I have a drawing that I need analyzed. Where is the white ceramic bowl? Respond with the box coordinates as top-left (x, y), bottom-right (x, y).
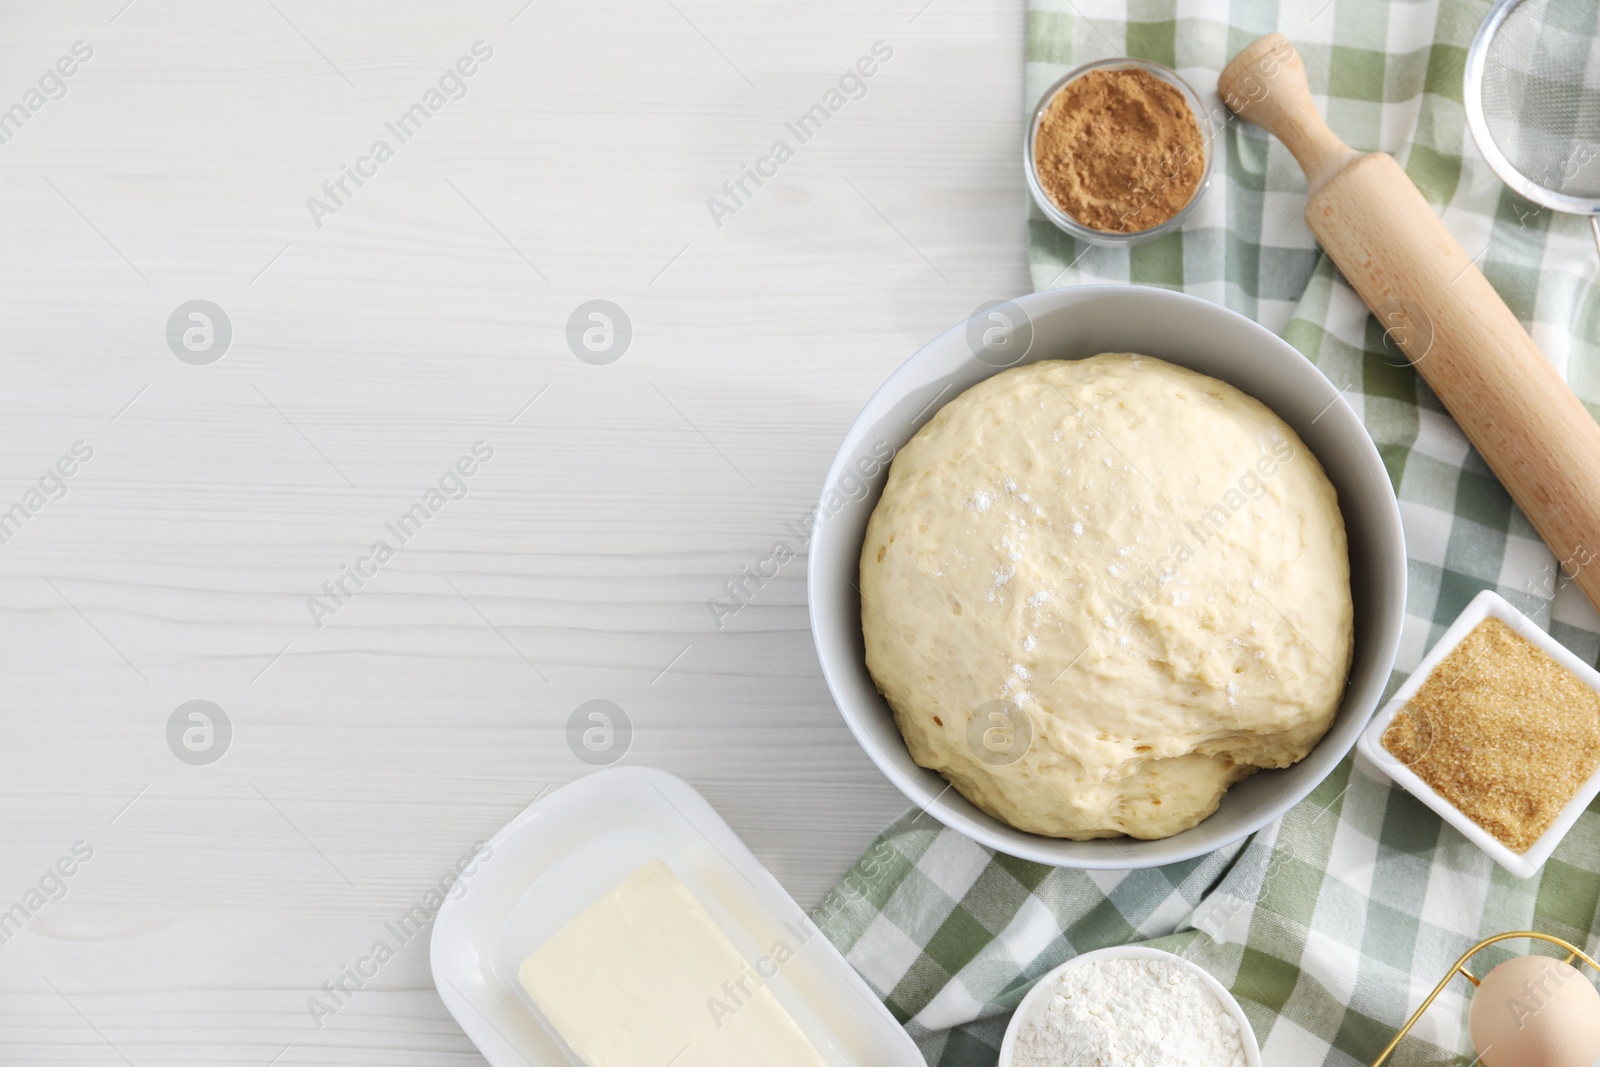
top-left (808, 285), bottom-right (1406, 867)
top-left (1358, 589), bottom-right (1600, 879)
top-left (997, 945), bottom-right (1262, 1066)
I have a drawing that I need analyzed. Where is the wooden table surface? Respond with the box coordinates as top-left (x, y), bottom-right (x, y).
top-left (0, 0), bottom-right (1029, 1062)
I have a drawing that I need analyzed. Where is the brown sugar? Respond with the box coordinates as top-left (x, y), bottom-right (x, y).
top-left (1032, 68), bottom-right (1205, 233)
top-left (1382, 617), bottom-right (1600, 854)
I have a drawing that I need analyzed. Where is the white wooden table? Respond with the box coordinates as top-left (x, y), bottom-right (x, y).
top-left (0, 0), bottom-right (1029, 1062)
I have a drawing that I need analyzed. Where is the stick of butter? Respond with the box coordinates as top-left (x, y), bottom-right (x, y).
top-left (519, 859), bottom-right (829, 1067)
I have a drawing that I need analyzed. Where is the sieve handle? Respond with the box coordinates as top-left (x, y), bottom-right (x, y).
top-left (1221, 33), bottom-right (1600, 617)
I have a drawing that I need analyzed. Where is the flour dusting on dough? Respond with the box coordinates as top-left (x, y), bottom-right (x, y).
top-left (859, 355), bottom-right (1353, 840)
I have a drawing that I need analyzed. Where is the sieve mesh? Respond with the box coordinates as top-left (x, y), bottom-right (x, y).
top-left (1478, 0), bottom-right (1600, 202)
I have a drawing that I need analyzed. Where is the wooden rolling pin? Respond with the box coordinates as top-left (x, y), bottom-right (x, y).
top-left (1219, 34), bottom-right (1600, 610)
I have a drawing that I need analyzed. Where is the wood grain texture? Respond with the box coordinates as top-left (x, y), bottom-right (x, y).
top-left (0, 0), bottom-right (1030, 1062)
top-left (1221, 34), bottom-right (1600, 615)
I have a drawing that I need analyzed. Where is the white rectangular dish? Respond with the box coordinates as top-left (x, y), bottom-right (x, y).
top-left (1357, 589), bottom-right (1600, 879)
top-left (430, 766), bottom-right (923, 1067)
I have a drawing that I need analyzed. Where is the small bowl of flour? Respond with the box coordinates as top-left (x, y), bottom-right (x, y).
top-left (999, 946), bottom-right (1260, 1067)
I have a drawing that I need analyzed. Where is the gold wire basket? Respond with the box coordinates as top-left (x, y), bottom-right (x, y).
top-left (1371, 931), bottom-right (1600, 1066)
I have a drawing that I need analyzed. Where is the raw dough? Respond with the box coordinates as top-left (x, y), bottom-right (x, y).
top-left (860, 355), bottom-right (1352, 840)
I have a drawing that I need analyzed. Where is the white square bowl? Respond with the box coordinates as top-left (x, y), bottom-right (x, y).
top-left (1357, 589), bottom-right (1600, 879)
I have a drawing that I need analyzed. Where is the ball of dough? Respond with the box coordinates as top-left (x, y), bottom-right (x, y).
top-left (860, 354), bottom-right (1353, 840)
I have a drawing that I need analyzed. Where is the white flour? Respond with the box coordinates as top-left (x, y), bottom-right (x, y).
top-left (1011, 957), bottom-right (1246, 1067)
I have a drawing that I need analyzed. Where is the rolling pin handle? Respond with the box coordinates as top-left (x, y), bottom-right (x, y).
top-left (1218, 33), bottom-right (1358, 192)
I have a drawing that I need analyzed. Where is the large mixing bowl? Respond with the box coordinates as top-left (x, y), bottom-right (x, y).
top-left (809, 285), bottom-right (1406, 867)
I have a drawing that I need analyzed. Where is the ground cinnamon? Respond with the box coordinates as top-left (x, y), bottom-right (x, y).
top-left (1033, 68), bottom-right (1205, 233)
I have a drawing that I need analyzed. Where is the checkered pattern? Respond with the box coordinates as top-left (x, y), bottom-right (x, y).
top-left (812, 2), bottom-right (1600, 1065)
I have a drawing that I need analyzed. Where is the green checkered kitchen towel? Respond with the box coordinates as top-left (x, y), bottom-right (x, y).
top-left (811, 1), bottom-right (1600, 1065)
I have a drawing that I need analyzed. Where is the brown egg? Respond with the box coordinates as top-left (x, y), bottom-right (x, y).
top-left (1469, 955), bottom-right (1600, 1067)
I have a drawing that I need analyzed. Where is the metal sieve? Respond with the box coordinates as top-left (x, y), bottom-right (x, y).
top-left (1464, 0), bottom-right (1600, 256)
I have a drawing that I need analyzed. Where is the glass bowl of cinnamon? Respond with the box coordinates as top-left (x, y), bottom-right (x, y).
top-left (1025, 57), bottom-right (1214, 245)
